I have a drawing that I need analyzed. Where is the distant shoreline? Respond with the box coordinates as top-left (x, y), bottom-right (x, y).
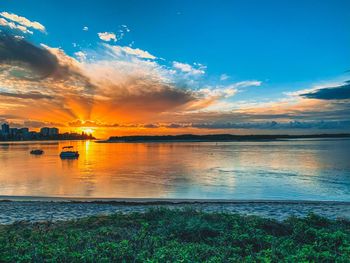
top-left (98, 133), bottom-right (350, 143)
top-left (0, 138), bottom-right (95, 142)
top-left (1, 134), bottom-right (349, 143)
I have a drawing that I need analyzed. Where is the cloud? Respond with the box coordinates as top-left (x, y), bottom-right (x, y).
top-left (0, 33), bottom-right (58, 79)
top-left (23, 120), bottom-right (64, 128)
top-left (68, 119), bottom-right (119, 127)
top-left (0, 17), bottom-right (33, 34)
top-left (0, 34), bottom-right (98, 122)
top-left (216, 80), bottom-right (262, 97)
top-left (165, 123), bottom-right (188, 128)
top-left (83, 26), bottom-right (88, 31)
top-left (143, 123), bottom-right (159, 128)
top-left (121, 25), bottom-right (130, 32)
top-left (116, 25), bottom-right (131, 40)
top-left (300, 80), bottom-right (350, 100)
top-left (98, 32), bottom-right (117, 42)
top-left (191, 120), bottom-right (350, 130)
top-left (65, 119), bottom-right (350, 131)
top-left (173, 61), bottom-right (206, 75)
top-left (105, 45), bottom-right (156, 59)
top-left (0, 34), bottom-right (197, 126)
top-left (74, 51), bottom-right (87, 61)
top-left (83, 72), bottom-right (196, 121)
top-left (0, 12), bottom-right (45, 32)
top-left (198, 85), bottom-right (238, 99)
top-left (220, 74), bottom-right (229, 81)
top-left (190, 81), bottom-right (262, 110)
top-left (117, 120), bottom-right (350, 130)
top-left (0, 33), bottom-right (95, 93)
top-left (2, 32), bottom-right (348, 135)
top-left (0, 91), bottom-right (53, 100)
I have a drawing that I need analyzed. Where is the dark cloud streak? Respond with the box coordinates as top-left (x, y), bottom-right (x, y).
top-left (0, 33), bottom-right (58, 79)
top-left (192, 120), bottom-right (350, 130)
top-left (0, 91), bottom-right (53, 99)
top-left (301, 81), bottom-right (350, 100)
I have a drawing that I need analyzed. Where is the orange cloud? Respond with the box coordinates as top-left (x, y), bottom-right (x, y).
top-left (1, 33), bottom-right (349, 139)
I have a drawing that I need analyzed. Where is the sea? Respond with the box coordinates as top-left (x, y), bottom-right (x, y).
top-left (0, 138), bottom-right (349, 201)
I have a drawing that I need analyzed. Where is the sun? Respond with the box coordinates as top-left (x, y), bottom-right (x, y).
top-left (81, 128), bottom-right (94, 134)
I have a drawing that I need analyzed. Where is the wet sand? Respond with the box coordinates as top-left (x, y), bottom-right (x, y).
top-left (0, 199), bottom-right (349, 224)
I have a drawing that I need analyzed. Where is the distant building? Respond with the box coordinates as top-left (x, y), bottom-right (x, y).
top-left (40, 127), bottom-right (50, 136)
top-left (0, 123), bottom-right (93, 141)
top-left (9, 128), bottom-right (18, 137)
top-left (29, 131), bottom-right (39, 139)
top-left (1, 123), bottom-right (9, 134)
top-left (49, 127), bottom-right (59, 136)
top-left (40, 127), bottom-right (59, 137)
top-left (19, 128), bottom-right (29, 134)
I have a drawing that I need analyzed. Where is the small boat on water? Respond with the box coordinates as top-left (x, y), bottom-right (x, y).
top-left (60, 146), bottom-right (79, 159)
top-left (30, 149), bottom-right (44, 155)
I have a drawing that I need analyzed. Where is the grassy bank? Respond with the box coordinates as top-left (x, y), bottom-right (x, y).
top-left (0, 209), bottom-right (349, 262)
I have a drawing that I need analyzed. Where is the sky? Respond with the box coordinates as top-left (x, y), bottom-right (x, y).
top-left (0, 0), bottom-right (349, 138)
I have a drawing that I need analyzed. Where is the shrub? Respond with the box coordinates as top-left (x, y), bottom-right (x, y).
top-left (0, 209), bottom-right (349, 262)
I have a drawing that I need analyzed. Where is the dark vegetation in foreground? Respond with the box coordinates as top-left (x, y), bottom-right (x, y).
top-left (106, 133), bottom-right (350, 142)
top-left (0, 209), bottom-right (349, 262)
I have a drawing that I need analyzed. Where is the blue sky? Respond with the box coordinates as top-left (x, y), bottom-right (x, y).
top-left (4, 0), bottom-right (349, 81)
top-left (0, 0), bottom-right (349, 136)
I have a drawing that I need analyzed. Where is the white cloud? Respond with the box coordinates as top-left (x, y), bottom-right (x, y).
top-left (115, 25), bottom-right (131, 41)
top-left (186, 80), bottom-right (263, 111)
top-left (232, 80), bottom-right (262, 89)
top-left (14, 35), bottom-right (25, 39)
top-left (98, 32), bottom-right (117, 42)
top-left (105, 45), bottom-right (157, 59)
top-left (199, 86), bottom-right (238, 99)
top-left (200, 81), bottom-right (262, 99)
top-left (74, 51), bottom-right (87, 62)
top-left (0, 17), bottom-right (33, 34)
top-left (83, 26), bottom-right (89, 31)
top-left (0, 12), bottom-right (45, 32)
top-left (172, 61), bottom-right (205, 75)
top-left (220, 74), bottom-right (229, 81)
top-left (121, 24), bottom-right (130, 32)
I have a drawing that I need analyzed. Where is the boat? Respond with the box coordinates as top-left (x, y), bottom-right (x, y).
top-left (60, 146), bottom-right (79, 159)
top-left (30, 149), bottom-right (44, 155)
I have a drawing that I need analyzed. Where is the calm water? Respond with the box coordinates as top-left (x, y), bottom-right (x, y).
top-left (0, 139), bottom-right (349, 201)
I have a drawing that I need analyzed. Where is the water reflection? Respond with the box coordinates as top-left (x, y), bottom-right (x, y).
top-left (0, 139), bottom-right (349, 200)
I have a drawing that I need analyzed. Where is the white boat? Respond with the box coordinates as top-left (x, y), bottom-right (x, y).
top-left (60, 146), bottom-right (79, 159)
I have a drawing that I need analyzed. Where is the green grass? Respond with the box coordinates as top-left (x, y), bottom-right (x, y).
top-left (0, 209), bottom-right (349, 262)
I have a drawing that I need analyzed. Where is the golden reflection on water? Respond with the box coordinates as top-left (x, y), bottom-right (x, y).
top-left (0, 140), bottom-right (349, 200)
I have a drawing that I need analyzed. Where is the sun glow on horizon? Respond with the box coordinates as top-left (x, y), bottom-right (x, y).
top-left (80, 128), bottom-right (95, 135)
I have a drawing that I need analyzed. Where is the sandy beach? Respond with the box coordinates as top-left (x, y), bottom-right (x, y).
top-left (1, 198), bottom-right (349, 224)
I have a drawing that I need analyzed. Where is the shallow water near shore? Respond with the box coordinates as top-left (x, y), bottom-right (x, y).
top-left (0, 139), bottom-right (349, 201)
